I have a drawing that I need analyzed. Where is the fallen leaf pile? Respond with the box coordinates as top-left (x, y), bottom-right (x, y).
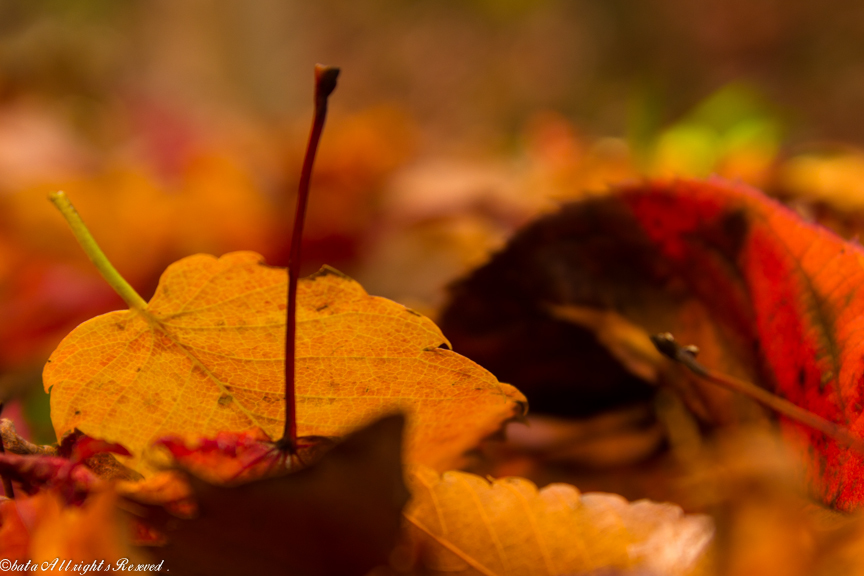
top-left (10, 117), bottom-right (864, 573)
top-left (0, 202), bottom-right (723, 574)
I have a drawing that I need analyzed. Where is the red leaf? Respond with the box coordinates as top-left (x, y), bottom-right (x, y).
top-left (0, 454), bottom-right (101, 505)
top-left (441, 177), bottom-right (864, 510)
top-left (153, 429), bottom-right (285, 484)
top-left (59, 431), bottom-right (132, 463)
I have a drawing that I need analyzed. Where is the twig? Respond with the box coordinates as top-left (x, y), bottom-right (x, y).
top-left (651, 332), bottom-right (864, 454)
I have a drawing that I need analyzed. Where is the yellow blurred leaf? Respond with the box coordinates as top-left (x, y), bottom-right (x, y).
top-left (397, 466), bottom-right (713, 576)
top-left (778, 152), bottom-right (864, 213)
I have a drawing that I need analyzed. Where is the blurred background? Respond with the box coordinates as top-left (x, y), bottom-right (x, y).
top-left (3, 0), bottom-right (864, 451)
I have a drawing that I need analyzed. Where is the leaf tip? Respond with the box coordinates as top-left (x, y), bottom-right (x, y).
top-left (308, 265), bottom-right (351, 281)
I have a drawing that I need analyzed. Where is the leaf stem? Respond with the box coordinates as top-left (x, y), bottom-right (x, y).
top-left (49, 191), bottom-right (147, 311)
top-left (651, 333), bottom-right (864, 454)
top-left (280, 65), bottom-right (340, 453)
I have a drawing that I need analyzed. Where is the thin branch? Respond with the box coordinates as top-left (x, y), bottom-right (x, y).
top-left (651, 332), bottom-right (864, 454)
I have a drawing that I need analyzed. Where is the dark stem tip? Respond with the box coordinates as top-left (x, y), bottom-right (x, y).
top-left (651, 332), bottom-right (706, 376)
top-left (650, 332), bottom-right (680, 360)
top-left (314, 65), bottom-right (340, 101)
top-left (651, 332), bottom-right (700, 360)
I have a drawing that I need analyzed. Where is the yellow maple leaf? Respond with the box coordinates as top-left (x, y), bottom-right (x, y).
top-left (43, 251), bottom-right (526, 474)
top-left (397, 466), bottom-right (713, 576)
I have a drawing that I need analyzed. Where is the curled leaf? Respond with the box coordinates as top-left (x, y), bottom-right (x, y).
top-left (441, 177), bottom-right (864, 510)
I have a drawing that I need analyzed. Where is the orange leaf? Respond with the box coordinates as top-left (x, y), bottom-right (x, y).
top-left (44, 252), bottom-right (526, 474)
top-left (0, 497), bottom-right (29, 564)
top-left (27, 489), bottom-right (152, 572)
top-left (396, 466), bottom-right (713, 576)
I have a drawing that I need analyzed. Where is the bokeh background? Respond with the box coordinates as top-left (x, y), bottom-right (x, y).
top-left (3, 0), bottom-right (864, 450)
